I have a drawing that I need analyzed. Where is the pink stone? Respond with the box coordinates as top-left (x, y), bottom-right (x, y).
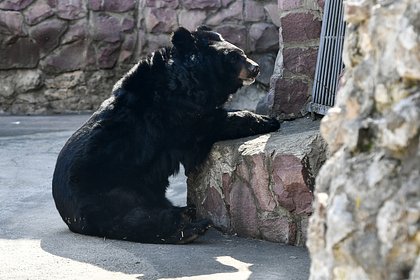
top-left (118, 50), bottom-right (132, 64)
top-left (281, 12), bottom-right (321, 43)
top-left (24, 1), bottom-right (53, 25)
top-left (91, 14), bottom-right (122, 43)
top-left (144, 0), bottom-right (179, 8)
top-left (272, 155), bottom-right (313, 214)
top-left (221, 0), bottom-right (234, 7)
top-left (214, 25), bottom-right (247, 50)
top-left (88, 0), bottom-right (135, 12)
top-left (229, 182), bottom-right (259, 237)
top-left (0, 10), bottom-right (24, 35)
top-left (144, 8), bottom-right (177, 33)
top-left (42, 40), bottom-right (86, 73)
top-left (56, 0), bottom-right (86, 20)
top-left (178, 10), bottom-right (207, 31)
top-left (317, 0), bottom-right (325, 10)
top-left (121, 33), bottom-right (137, 51)
top-left (244, 0), bottom-right (265, 22)
top-left (248, 23), bottom-right (279, 52)
top-left (264, 3), bottom-right (280, 27)
top-left (283, 47), bottom-right (318, 77)
top-left (121, 18), bottom-right (135, 32)
top-left (259, 217), bottom-right (296, 244)
top-left (119, 34), bottom-right (135, 62)
top-left (273, 78), bottom-right (310, 118)
top-left (97, 42), bottom-right (120, 69)
top-left (221, 172), bottom-right (232, 205)
top-left (248, 154), bottom-right (276, 211)
top-left (29, 19), bottom-right (67, 57)
top-left (253, 53), bottom-right (276, 86)
top-left (0, 37), bottom-right (39, 69)
top-left (62, 21), bottom-right (87, 44)
top-left (273, 155), bottom-right (305, 187)
top-left (202, 186), bottom-right (230, 229)
top-left (278, 0), bottom-right (303, 11)
top-left (206, 0), bottom-right (242, 26)
top-left (183, 0), bottom-right (220, 10)
top-left (0, 0), bottom-right (34, 10)
top-left (145, 33), bottom-right (170, 53)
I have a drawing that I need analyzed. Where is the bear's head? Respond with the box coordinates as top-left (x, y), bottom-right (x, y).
top-left (170, 26), bottom-right (260, 107)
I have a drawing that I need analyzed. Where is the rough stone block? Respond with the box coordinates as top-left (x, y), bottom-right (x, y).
top-left (281, 12), bottom-right (321, 43)
top-left (0, 10), bottom-right (24, 35)
top-left (187, 118), bottom-right (327, 245)
top-left (62, 20), bottom-right (87, 44)
top-left (249, 23), bottom-right (279, 52)
top-left (183, 0), bottom-right (221, 10)
top-left (144, 33), bottom-right (170, 53)
top-left (96, 42), bottom-right (121, 69)
top-left (144, 7), bottom-right (177, 33)
top-left (88, 0), bottom-right (135, 12)
top-left (0, 0), bottom-right (34, 11)
top-left (119, 33), bottom-right (137, 63)
top-left (279, 0), bottom-right (303, 11)
top-left (23, 1), bottom-right (53, 25)
top-left (206, 0), bottom-right (242, 26)
top-left (283, 47), bottom-right (318, 77)
top-left (223, 83), bottom-right (266, 112)
top-left (44, 71), bottom-right (84, 89)
top-left (264, 3), bottom-right (280, 27)
top-left (272, 78), bottom-right (310, 119)
top-left (244, 0), bottom-right (265, 22)
top-left (90, 13), bottom-right (122, 43)
top-left (214, 24), bottom-right (247, 51)
top-left (143, 0), bottom-right (179, 9)
top-left (41, 40), bottom-right (86, 73)
top-left (252, 53), bottom-right (276, 86)
top-left (56, 0), bottom-right (86, 20)
top-left (178, 10), bottom-right (207, 31)
top-left (29, 19), bottom-right (67, 57)
top-left (0, 37), bottom-right (39, 69)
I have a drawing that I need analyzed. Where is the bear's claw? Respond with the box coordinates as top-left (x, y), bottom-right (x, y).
top-left (171, 218), bottom-right (212, 244)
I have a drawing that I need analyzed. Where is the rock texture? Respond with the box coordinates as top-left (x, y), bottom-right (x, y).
top-left (307, 1), bottom-right (420, 279)
top-left (187, 118), bottom-right (327, 245)
top-left (0, 0), bottom-right (282, 114)
top-left (260, 0), bottom-right (323, 119)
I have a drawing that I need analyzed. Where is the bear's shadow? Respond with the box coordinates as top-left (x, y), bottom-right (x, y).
top-left (40, 228), bottom-right (263, 279)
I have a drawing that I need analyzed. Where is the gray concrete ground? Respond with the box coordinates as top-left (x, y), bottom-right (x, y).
top-left (0, 115), bottom-right (310, 280)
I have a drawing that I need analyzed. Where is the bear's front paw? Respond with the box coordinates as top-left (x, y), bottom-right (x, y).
top-left (175, 219), bottom-right (212, 244)
top-left (180, 205), bottom-right (197, 222)
top-left (260, 116), bottom-right (280, 132)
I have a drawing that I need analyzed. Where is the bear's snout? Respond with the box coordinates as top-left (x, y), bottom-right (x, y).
top-left (239, 58), bottom-right (259, 85)
top-left (248, 61), bottom-right (260, 77)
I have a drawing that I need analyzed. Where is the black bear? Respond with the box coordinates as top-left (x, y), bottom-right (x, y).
top-left (52, 26), bottom-right (280, 244)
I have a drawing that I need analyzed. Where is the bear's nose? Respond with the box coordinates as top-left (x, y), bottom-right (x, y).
top-left (249, 64), bottom-right (260, 76)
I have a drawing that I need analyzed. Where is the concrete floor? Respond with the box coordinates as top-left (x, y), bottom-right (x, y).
top-left (0, 115), bottom-right (310, 280)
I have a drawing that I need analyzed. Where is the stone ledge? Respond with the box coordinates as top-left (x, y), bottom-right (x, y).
top-left (187, 118), bottom-right (327, 245)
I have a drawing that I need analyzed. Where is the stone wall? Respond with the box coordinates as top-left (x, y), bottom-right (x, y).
top-left (0, 0), bottom-right (279, 114)
top-left (307, 1), bottom-right (420, 279)
top-left (258, 0), bottom-right (324, 119)
top-left (187, 118), bottom-right (327, 245)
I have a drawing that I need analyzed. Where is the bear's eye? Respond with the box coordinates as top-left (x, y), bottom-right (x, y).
top-left (227, 52), bottom-right (243, 64)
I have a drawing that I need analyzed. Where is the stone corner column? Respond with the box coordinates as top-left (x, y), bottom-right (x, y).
top-left (307, 1), bottom-right (420, 279)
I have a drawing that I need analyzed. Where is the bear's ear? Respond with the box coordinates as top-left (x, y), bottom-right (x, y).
top-left (171, 27), bottom-right (196, 53)
top-left (196, 25), bottom-right (212, 32)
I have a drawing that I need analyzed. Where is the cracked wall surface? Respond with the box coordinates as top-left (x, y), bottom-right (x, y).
top-left (307, 1), bottom-right (420, 279)
top-left (0, 0), bottom-right (279, 114)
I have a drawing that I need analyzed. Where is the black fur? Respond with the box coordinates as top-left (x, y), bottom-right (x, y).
top-left (52, 27), bottom-right (280, 244)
